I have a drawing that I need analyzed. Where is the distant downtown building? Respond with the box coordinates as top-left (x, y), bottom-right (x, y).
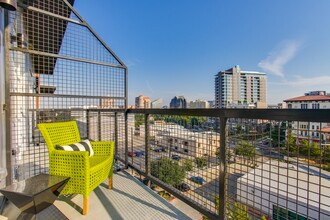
top-left (135, 95), bottom-right (151, 108)
top-left (170, 96), bottom-right (187, 109)
top-left (189, 99), bottom-right (210, 108)
top-left (215, 65), bottom-right (267, 108)
top-left (151, 98), bottom-right (163, 109)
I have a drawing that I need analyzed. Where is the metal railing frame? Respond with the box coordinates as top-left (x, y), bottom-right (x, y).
top-left (86, 108), bottom-right (330, 220)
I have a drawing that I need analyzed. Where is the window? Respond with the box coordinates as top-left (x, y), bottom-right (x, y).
top-left (301, 103), bottom-right (308, 109)
top-left (288, 104), bottom-right (292, 109)
top-left (312, 125), bottom-right (315, 129)
top-left (312, 103), bottom-right (320, 109)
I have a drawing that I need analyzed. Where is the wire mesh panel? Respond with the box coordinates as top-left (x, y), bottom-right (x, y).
top-left (6, 0), bottom-right (126, 181)
top-left (124, 112), bottom-right (221, 217)
top-left (227, 118), bottom-right (330, 220)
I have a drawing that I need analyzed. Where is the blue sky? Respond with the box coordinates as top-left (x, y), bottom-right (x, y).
top-left (74, 0), bottom-right (330, 106)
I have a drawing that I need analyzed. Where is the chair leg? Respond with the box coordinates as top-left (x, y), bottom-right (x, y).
top-left (83, 196), bottom-right (89, 215)
top-left (108, 176), bottom-right (113, 189)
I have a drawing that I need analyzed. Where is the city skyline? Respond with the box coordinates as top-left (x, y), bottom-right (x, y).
top-left (74, 1), bottom-right (330, 106)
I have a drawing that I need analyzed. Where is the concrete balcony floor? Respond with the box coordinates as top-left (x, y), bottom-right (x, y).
top-left (2, 171), bottom-right (201, 220)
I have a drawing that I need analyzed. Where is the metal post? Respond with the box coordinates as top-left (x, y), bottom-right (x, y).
top-left (98, 111), bottom-right (101, 141)
top-left (124, 111), bottom-right (128, 168)
top-left (219, 117), bottom-right (227, 220)
top-left (145, 114), bottom-right (149, 176)
top-left (125, 68), bottom-right (128, 109)
top-left (86, 109), bottom-right (89, 139)
top-left (4, 9), bottom-right (11, 185)
top-left (114, 112), bottom-right (118, 160)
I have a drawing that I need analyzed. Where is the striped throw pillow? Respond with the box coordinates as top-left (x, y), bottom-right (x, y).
top-left (56, 139), bottom-right (94, 157)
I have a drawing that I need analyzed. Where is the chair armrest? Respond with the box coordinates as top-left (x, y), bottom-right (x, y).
top-left (50, 150), bottom-right (90, 173)
top-left (91, 141), bottom-right (114, 157)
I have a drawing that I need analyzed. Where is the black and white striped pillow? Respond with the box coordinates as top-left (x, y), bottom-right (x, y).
top-left (56, 139), bottom-right (94, 157)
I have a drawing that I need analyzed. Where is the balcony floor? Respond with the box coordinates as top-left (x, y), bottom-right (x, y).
top-left (2, 171), bottom-right (199, 220)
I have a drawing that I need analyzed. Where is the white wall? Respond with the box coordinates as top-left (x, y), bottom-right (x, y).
top-left (237, 177), bottom-right (330, 219)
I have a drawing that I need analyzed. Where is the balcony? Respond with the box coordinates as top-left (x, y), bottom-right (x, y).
top-left (1, 1), bottom-right (330, 220)
top-left (3, 170), bottom-right (199, 220)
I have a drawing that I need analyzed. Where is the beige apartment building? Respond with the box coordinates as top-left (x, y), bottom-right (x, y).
top-left (140, 121), bottom-right (219, 157)
top-left (135, 95), bottom-right (151, 108)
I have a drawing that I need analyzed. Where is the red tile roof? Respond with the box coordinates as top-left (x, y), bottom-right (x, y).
top-left (284, 95), bottom-right (330, 102)
top-left (320, 127), bottom-right (330, 133)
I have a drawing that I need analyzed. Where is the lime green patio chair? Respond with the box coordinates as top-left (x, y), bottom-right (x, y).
top-left (38, 121), bottom-right (114, 215)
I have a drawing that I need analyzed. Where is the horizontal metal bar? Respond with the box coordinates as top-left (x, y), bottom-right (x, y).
top-left (18, 3), bottom-right (84, 27)
top-left (10, 92), bottom-right (126, 100)
top-left (128, 163), bottom-right (219, 220)
top-left (10, 48), bottom-right (126, 69)
top-left (128, 108), bottom-right (330, 123)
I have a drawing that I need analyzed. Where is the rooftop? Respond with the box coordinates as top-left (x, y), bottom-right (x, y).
top-left (284, 95), bottom-right (330, 102)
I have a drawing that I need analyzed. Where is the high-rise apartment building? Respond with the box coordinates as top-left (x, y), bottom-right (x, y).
top-left (151, 98), bottom-right (163, 109)
top-left (135, 95), bottom-right (151, 108)
top-left (215, 65), bottom-right (267, 108)
top-left (170, 96), bottom-right (187, 108)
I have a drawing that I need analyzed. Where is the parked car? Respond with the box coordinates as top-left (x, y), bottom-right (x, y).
top-left (154, 147), bottom-right (165, 152)
top-left (127, 151), bottom-right (136, 157)
top-left (134, 151), bottom-right (145, 157)
top-left (174, 182), bottom-right (191, 192)
top-left (171, 154), bottom-right (181, 161)
top-left (190, 176), bottom-right (206, 185)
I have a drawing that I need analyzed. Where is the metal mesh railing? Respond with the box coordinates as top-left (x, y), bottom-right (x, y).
top-left (6, 0), bottom-right (126, 181)
top-left (105, 109), bottom-right (330, 220)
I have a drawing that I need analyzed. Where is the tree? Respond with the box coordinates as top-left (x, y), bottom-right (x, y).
top-left (299, 140), bottom-right (321, 158)
top-left (135, 114), bottom-right (144, 128)
top-left (227, 202), bottom-right (252, 220)
top-left (235, 141), bottom-right (256, 164)
top-left (183, 158), bottom-right (194, 171)
top-left (299, 139), bottom-right (310, 156)
top-left (236, 125), bottom-right (242, 133)
top-left (195, 157), bottom-right (207, 168)
top-left (216, 148), bottom-right (233, 163)
top-left (286, 132), bottom-right (298, 155)
top-left (271, 121), bottom-right (286, 147)
top-left (150, 158), bottom-right (185, 186)
top-left (324, 146), bottom-right (330, 163)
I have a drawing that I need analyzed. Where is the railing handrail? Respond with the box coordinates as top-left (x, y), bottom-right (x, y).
top-left (84, 108), bottom-right (330, 123)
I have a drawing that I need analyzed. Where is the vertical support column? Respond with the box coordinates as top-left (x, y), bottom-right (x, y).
top-left (98, 111), bottom-right (101, 141)
top-left (219, 117), bottom-right (227, 220)
top-left (114, 112), bottom-right (118, 161)
top-left (145, 113), bottom-right (149, 176)
top-left (124, 111), bottom-right (128, 168)
top-left (125, 68), bottom-right (128, 109)
top-left (0, 8), bottom-right (7, 183)
top-left (4, 10), bottom-right (11, 185)
top-left (86, 110), bottom-right (89, 139)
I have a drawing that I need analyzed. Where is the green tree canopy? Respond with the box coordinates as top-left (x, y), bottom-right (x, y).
top-left (150, 158), bottom-right (185, 186)
top-left (195, 157), bottom-right (207, 168)
top-left (183, 158), bottom-right (194, 171)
